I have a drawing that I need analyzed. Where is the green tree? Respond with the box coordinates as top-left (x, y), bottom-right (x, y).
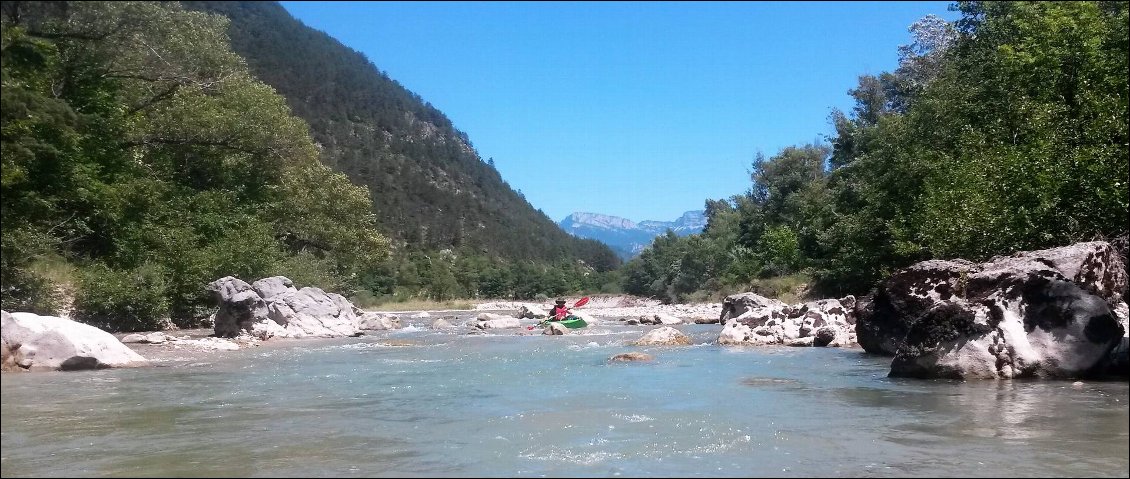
top-left (1, 1), bottom-right (390, 329)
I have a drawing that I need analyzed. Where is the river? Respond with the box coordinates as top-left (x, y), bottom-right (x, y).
top-left (2, 318), bottom-right (1127, 477)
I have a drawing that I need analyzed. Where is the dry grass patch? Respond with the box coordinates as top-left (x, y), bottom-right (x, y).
top-left (367, 299), bottom-right (474, 312)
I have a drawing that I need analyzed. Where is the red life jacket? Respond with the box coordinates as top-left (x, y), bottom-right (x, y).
top-left (553, 306), bottom-right (569, 320)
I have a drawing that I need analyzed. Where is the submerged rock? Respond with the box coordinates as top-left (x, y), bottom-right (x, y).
top-left (431, 318), bottom-right (456, 329)
top-left (544, 322), bottom-right (569, 335)
top-left (609, 351), bottom-right (654, 362)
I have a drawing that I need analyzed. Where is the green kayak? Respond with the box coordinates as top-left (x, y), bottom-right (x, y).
top-left (540, 316), bottom-right (587, 329)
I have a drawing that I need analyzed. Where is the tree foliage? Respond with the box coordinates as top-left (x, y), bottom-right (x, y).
top-left (1, 1), bottom-right (389, 330)
top-left (620, 1), bottom-right (1128, 299)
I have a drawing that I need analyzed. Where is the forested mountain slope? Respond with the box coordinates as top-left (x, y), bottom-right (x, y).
top-left (1, 1), bottom-right (389, 328)
top-left (182, 1), bottom-right (619, 271)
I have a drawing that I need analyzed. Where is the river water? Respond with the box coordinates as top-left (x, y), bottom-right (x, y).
top-left (2, 318), bottom-right (1127, 477)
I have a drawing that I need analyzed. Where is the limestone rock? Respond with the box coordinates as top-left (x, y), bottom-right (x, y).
top-left (2, 311), bottom-right (148, 372)
top-left (633, 326), bottom-right (692, 346)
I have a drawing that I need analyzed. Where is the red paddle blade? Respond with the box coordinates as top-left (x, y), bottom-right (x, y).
top-left (573, 296), bottom-right (590, 308)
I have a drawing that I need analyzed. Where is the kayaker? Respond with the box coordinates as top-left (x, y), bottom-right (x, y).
top-left (548, 299), bottom-right (570, 321)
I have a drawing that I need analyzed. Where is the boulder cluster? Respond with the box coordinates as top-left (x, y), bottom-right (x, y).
top-left (717, 293), bottom-right (857, 348)
top-left (712, 239), bottom-right (1127, 380)
top-left (208, 275), bottom-right (401, 339)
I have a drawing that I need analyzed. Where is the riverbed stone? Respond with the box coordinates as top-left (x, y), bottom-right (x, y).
top-left (264, 287), bottom-right (361, 338)
top-left (718, 296), bottom-right (856, 347)
top-left (208, 276), bottom-right (272, 338)
top-left (475, 313), bottom-right (520, 329)
top-left (357, 312), bottom-right (402, 330)
top-left (544, 322), bottom-right (569, 335)
top-left (633, 326), bottom-right (692, 346)
top-left (516, 305), bottom-right (546, 319)
top-left (2, 311), bottom-right (148, 371)
top-left (609, 351), bottom-right (654, 362)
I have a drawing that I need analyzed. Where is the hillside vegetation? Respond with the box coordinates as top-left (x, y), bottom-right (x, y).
top-left (4, 1), bottom-right (1124, 328)
top-left (181, 2), bottom-right (620, 268)
top-left (1, 1), bottom-right (620, 332)
top-left (182, 1), bottom-right (622, 306)
top-left (1, 1), bottom-right (387, 329)
top-left (622, 2), bottom-right (1127, 303)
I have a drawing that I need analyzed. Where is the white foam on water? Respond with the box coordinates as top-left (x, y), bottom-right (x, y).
top-left (680, 434), bottom-right (752, 455)
top-left (378, 358), bottom-right (443, 364)
top-left (569, 341), bottom-right (632, 352)
top-left (573, 328), bottom-right (625, 337)
top-left (567, 341), bottom-right (608, 351)
top-left (86, 377), bottom-right (121, 383)
top-left (336, 342), bottom-right (383, 350)
top-left (613, 413), bottom-right (654, 423)
top-left (520, 446), bottom-right (625, 466)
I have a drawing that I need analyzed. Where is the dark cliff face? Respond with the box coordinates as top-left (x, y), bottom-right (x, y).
top-left (181, 1), bottom-right (619, 269)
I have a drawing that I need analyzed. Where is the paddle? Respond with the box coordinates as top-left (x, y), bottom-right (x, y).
top-left (528, 296), bottom-right (590, 330)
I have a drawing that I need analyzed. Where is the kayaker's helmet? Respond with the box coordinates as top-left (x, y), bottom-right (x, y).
top-left (555, 299), bottom-right (566, 305)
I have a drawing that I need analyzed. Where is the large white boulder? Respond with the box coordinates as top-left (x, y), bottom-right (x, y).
top-left (2, 311), bottom-right (148, 371)
top-left (208, 276), bottom-right (361, 339)
top-left (854, 240), bottom-right (1127, 379)
top-left (265, 287), bottom-right (361, 338)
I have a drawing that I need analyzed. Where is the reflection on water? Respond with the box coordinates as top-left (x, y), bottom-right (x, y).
top-left (2, 324), bottom-right (1127, 478)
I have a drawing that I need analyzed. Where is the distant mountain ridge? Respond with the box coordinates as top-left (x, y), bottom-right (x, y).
top-left (560, 210), bottom-right (706, 259)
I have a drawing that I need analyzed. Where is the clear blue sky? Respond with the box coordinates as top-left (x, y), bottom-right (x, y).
top-left (280, 1), bottom-right (959, 223)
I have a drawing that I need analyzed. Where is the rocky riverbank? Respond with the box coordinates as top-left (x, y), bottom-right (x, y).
top-left (4, 239), bottom-right (1127, 379)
